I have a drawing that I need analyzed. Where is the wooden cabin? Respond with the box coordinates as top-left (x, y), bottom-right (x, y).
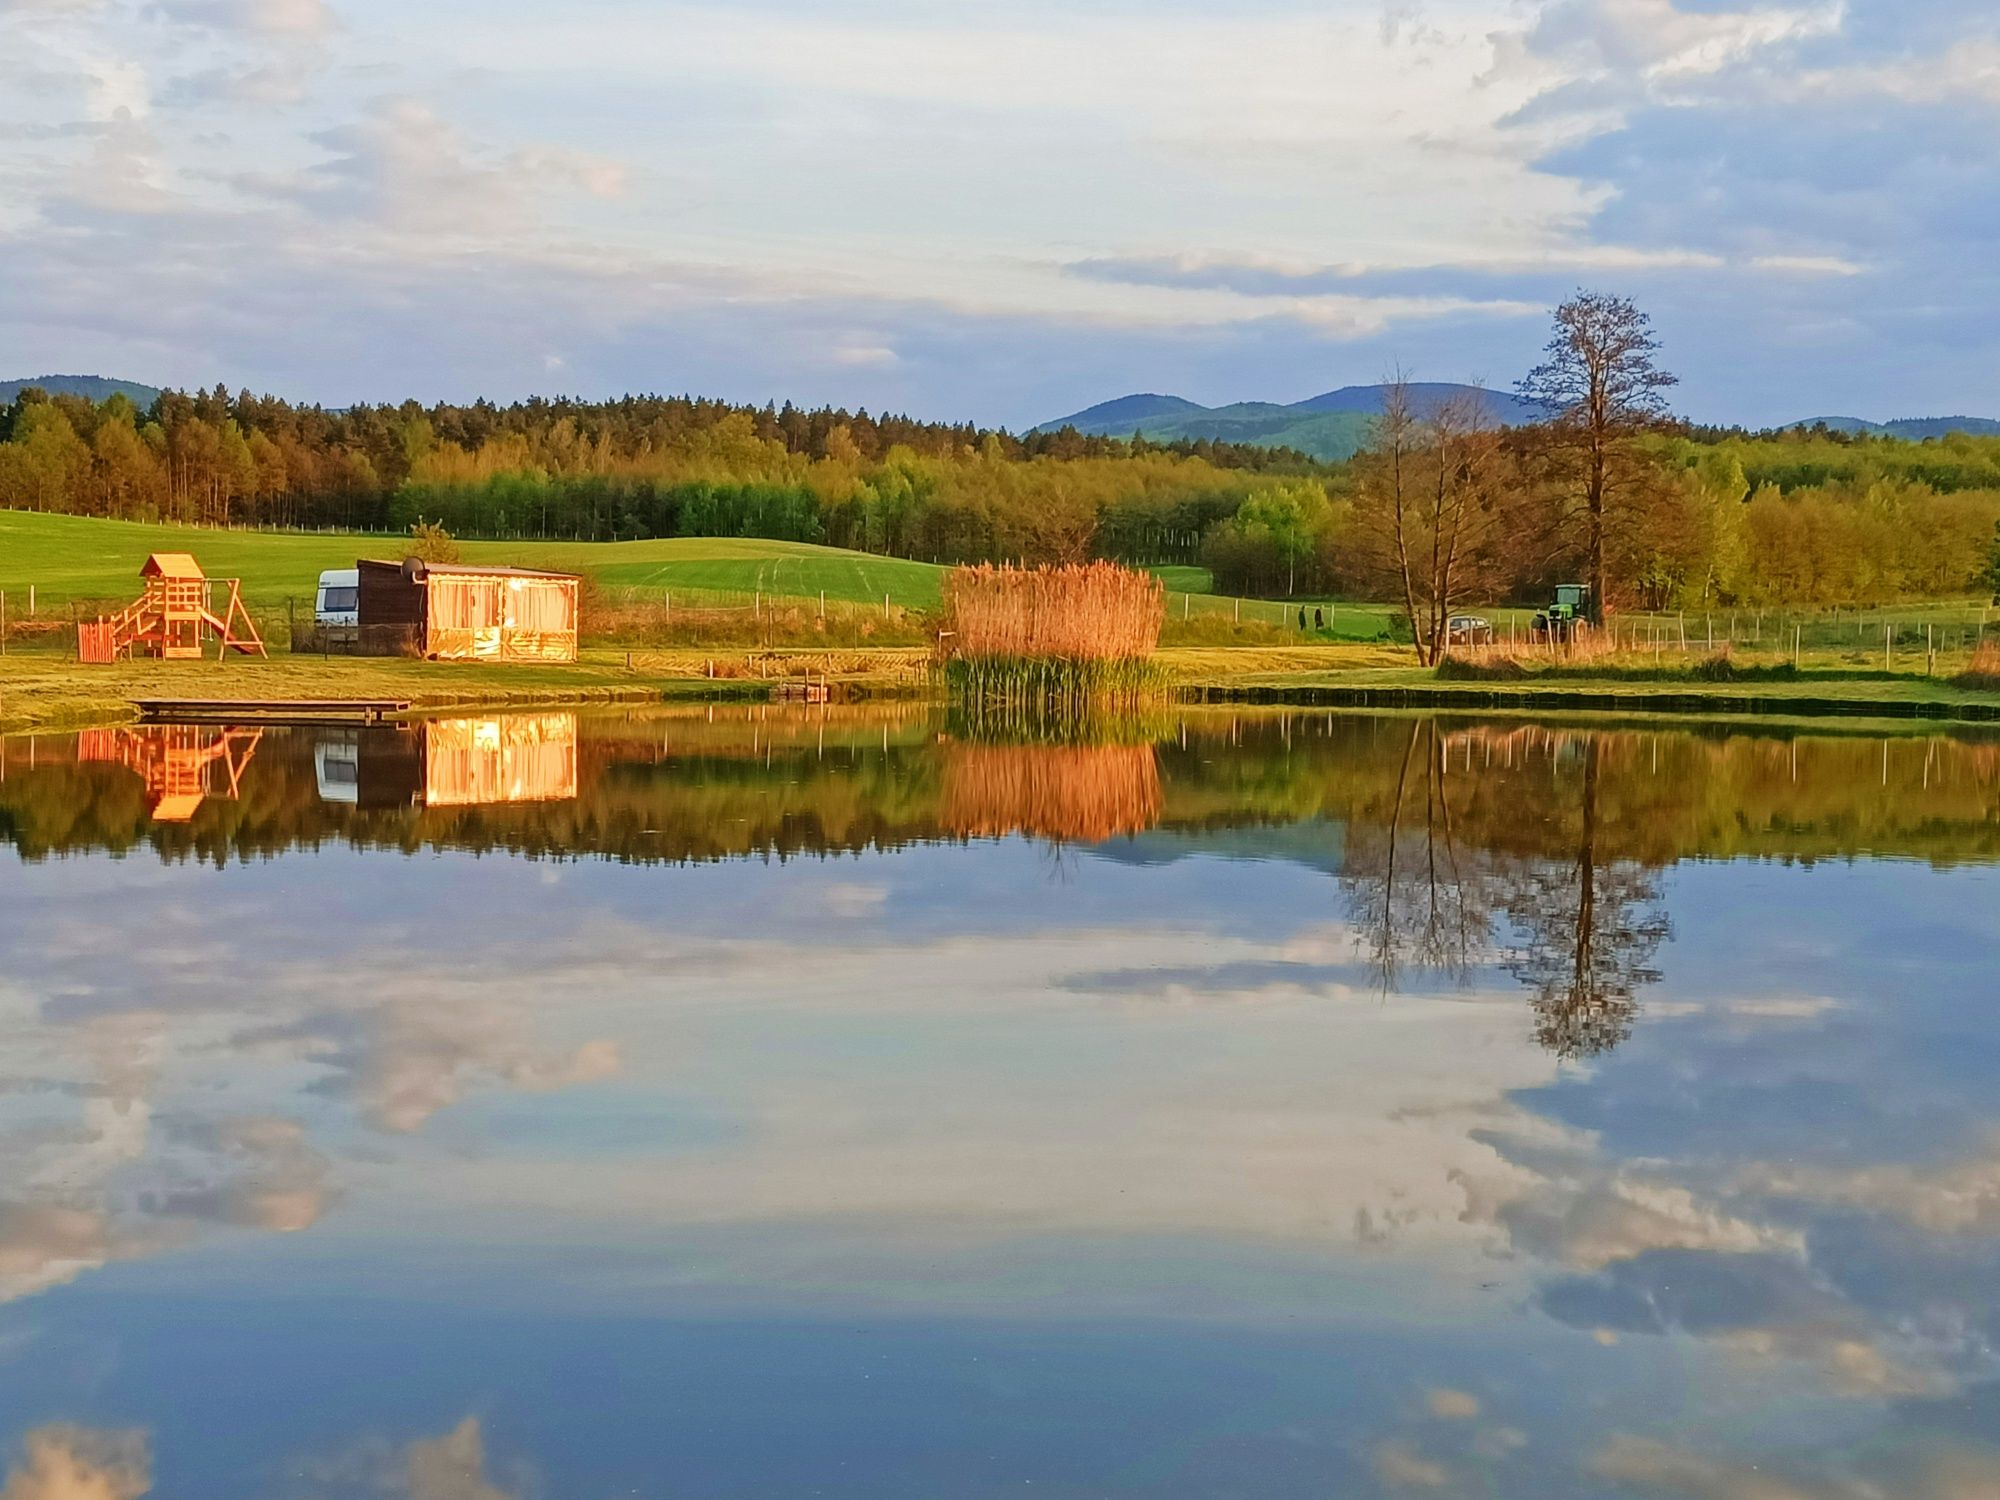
top-left (356, 559), bottom-right (580, 663)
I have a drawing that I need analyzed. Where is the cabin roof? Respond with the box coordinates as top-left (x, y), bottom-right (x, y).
top-left (141, 552), bottom-right (205, 580)
top-left (357, 558), bottom-right (580, 583)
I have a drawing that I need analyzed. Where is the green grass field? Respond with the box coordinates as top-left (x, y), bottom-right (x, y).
top-left (1, 510), bottom-right (1985, 665)
top-left (0, 513), bottom-right (1395, 643)
top-left (0, 513), bottom-right (950, 612)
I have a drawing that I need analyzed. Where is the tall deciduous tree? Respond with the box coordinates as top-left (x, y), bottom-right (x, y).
top-left (1518, 293), bottom-right (1678, 623)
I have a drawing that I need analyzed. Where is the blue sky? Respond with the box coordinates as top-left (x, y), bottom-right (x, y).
top-left (0, 0), bottom-right (1995, 428)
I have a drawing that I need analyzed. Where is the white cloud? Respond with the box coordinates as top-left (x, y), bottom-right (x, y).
top-left (237, 98), bottom-right (629, 237)
top-left (288, 1416), bottom-right (521, 1500)
top-left (1372, 1439), bottom-right (1453, 1489)
top-left (1524, 0), bottom-right (1844, 82)
top-left (1425, 1387), bottom-right (1482, 1420)
top-left (0, 1425), bottom-right (150, 1500)
top-left (163, 0), bottom-right (334, 37)
top-left (1743, 1129), bottom-right (2000, 1235)
top-left (1589, 1434), bottom-right (2000, 1500)
top-left (404, 1419), bottom-right (516, 1500)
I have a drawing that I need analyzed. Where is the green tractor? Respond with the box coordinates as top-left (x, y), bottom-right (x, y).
top-left (1530, 583), bottom-right (1592, 642)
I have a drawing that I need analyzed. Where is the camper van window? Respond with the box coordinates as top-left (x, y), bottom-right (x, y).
top-left (321, 586), bottom-right (359, 612)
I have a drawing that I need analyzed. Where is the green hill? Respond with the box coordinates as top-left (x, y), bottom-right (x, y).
top-left (0, 513), bottom-right (950, 612)
top-left (1039, 382), bottom-right (1543, 460)
top-left (1, 375), bottom-right (163, 407)
top-left (1788, 415), bottom-right (2000, 439)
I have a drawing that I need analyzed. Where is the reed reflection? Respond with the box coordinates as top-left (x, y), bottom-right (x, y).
top-left (940, 744), bottom-right (1162, 844)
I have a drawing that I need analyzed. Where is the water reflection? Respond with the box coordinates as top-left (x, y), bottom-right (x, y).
top-left (8, 706), bottom-right (2000, 868)
top-left (1339, 723), bottom-right (1672, 1056)
top-left (2, 708), bottom-right (1999, 1496)
top-left (76, 723), bottom-right (264, 822)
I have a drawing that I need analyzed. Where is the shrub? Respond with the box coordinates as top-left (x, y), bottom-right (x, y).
top-left (407, 520), bottom-right (460, 563)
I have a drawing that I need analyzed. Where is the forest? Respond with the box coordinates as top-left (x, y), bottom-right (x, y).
top-left (2, 316), bottom-right (1998, 614)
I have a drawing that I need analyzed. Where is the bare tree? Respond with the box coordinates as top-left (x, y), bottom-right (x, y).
top-left (1353, 375), bottom-right (1507, 665)
top-left (1517, 293), bottom-right (1678, 625)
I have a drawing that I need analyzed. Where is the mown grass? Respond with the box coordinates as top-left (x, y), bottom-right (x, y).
top-left (0, 646), bottom-right (933, 736)
top-left (1206, 662), bottom-right (2000, 708)
top-left (0, 512), bottom-right (950, 613)
top-left (0, 512), bottom-right (1313, 637)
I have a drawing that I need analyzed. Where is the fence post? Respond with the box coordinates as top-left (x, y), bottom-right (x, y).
top-left (1, 590), bottom-right (6, 657)
top-left (1794, 624), bottom-right (1801, 670)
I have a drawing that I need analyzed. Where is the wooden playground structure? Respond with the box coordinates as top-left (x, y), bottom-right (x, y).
top-left (78, 553), bottom-right (267, 664)
top-left (76, 723), bottom-right (264, 822)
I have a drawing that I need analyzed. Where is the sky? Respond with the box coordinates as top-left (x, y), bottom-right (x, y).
top-left (0, 0), bottom-right (1995, 430)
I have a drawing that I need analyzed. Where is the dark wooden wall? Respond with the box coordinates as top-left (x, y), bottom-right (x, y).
top-left (357, 561), bottom-right (426, 630)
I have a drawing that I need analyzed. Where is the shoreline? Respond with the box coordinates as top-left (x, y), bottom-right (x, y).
top-left (1181, 681), bottom-right (2000, 724)
top-left (5, 645), bottom-right (2000, 736)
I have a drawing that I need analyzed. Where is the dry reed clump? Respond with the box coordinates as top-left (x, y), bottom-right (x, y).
top-left (940, 743), bottom-right (1163, 843)
top-left (941, 563), bottom-right (1165, 663)
top-left (1955, 639), bottom-right (2000, 692)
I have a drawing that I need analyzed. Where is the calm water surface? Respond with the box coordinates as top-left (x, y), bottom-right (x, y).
top-left (1, 706), bottom-right (1998, 1498)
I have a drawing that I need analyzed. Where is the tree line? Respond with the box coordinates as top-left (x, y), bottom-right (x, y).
top-left (4, 297), bottom-right (1999, 612)
top-left (1200, 295), bottom-right (2000, 644)
top-left (0, 385), bottom-right (1314, 568)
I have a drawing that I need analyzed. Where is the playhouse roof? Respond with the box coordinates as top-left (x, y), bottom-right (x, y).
top-left (141, 552), bottom-right (205, 580)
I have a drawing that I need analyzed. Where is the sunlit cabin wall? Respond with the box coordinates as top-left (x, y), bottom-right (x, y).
top-left (423, 575), bottom-right (579, 664)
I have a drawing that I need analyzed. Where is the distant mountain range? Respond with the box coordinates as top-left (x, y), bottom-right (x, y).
top-left (1039, 384), bottom-right (2000, 460)
top-left (1035, 383), bottom-right (1545, 461)
top-left (1784, 415), bottom-right (2000, 439)
top-left (0, 374), bottom-right (163, 407)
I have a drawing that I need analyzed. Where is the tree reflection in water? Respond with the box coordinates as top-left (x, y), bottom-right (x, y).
top-left (1341, 720), bottom-right (1499, 993)
top-left (1502, 737), bottom-right (1670, 1059)
top-left (1342, 721), bottom-right (1670, 1060)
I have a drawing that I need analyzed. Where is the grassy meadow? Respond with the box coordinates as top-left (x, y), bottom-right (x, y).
top-left (0, 512), bottom-right (951, 613)
top-left (3, 510), bottom-right (1999, 734)
top-left (0, 511), bottom-right (1385, 647)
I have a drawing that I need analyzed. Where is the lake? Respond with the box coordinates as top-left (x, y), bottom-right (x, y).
top-left (1, 706), bottom-right (1997, 1498)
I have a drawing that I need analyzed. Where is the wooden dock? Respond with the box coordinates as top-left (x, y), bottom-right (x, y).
top-left (132, 698), bottom-right (411, 726)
